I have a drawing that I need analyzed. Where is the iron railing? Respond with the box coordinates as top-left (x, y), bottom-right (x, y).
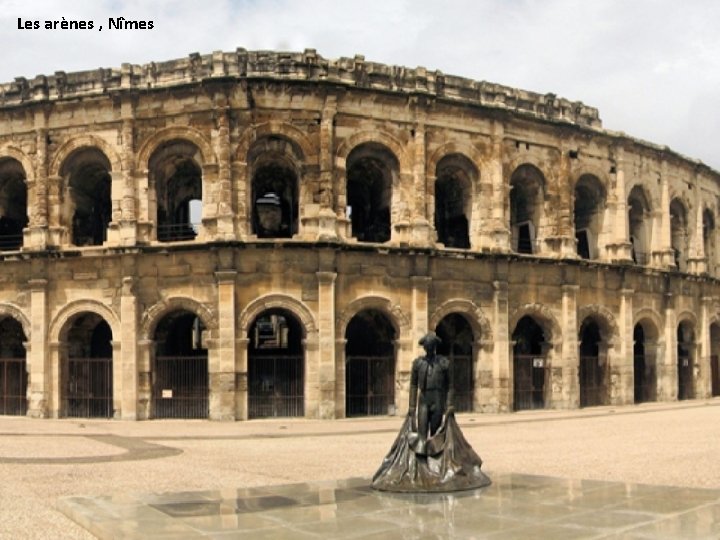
top-left (153, 355), bottom-right (208, 418)
top-left (579, 355), bottom-right (606, 407)
top-left (0, 358), bottom-right (27, 416)
top-left (248, 354), bottom-right (304, 418)
top-left (451, 354), bottom-right (473, 412)
top-left (513, 354), bottom-right (546, 411)
top-left (346, 355), bottom-right (394, 417)
top-left (65, 357), bottom-right (113, 418)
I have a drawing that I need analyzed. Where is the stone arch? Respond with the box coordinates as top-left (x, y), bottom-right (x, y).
top-left (49, 299), bottom-right (120, 344)
top-left (136, 126), bottom-right (216, 171)
top-left (238, 293), bottom-right (317, 336)
top-left (337, 296), bottom-right (410, 338)
top-left (577, 304), bottom-right (619, 346)
top-left (140, 297), bottom-right (217, 341)
top-left (429, 298), bottom-right (492, 346)
top-left (49, 135), bottom-right (121, 178)
top-left (0, 145), bottom-right (35, 183)
top-left (0, 303), bottom-right (31, 341)
top-left (571, 165), bottom-right (610, 192)
top-left (426, 142), bottom-right (483, 179)
top-left (633, 307), bottom-right (664, 337)
top-left (509, 303), bottom-right (562, 347)
top-left (627, 181), bottom-right (658, 210)
top-left (336, 130), bottom-right (410, 173)
top-left (236, 122), bottom-right (314, 164)
top-left (677, 310), bottom-right (698, 328)
top-left (505, 156), bottom-right (552, 186)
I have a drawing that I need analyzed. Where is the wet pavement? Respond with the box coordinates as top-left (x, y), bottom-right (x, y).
top-left (59, 473), bottom-right (720, 539)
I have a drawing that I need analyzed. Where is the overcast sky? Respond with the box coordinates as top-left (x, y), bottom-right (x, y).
top-left (1, 0), bottom-right (718, 170)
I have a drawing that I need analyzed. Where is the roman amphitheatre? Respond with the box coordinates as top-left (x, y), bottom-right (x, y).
top-left (0, 47), bottom-right (715, 422)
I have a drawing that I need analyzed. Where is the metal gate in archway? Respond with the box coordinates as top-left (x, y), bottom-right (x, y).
top-left (0, 358), bottom-right (27, 415)
top-left (580, 355), bottom-right (606, 407)
top-left (249, 354), bottom-right (304, 418)
top-left (153, 355), bottom-right (208, 419)
top-left (513, 354), bottom-right (546, 410)
top-left (451, 354), bottom-right (473, 412)
top-left (346, 355), bottom-right (394, 416)
top-left (65, 357), bottom-right (113, 418)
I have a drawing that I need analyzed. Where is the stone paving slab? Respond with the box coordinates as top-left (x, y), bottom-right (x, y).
top-left (58, 473), bottom-right (720, 539)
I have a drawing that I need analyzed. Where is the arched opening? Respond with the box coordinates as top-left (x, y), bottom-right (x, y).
top-left (248, 309), bottom-right (304, 418)
top-left (150, 140), bottom-right (203, 242)
top-left (704, 209), bottom-right (716, 275)
top-left (628, 185), bottom-right (651, 265)
top-left (633, 321), bottom-right (658, 403)
top-left (711, 323), bottom-right (720, 397)
top-left (435, 313), bottom-right (474, 412)
top-left (0, 159), bottom-right (27, 250)
top-left (153, 310), bottom-right (208, 418)
top-left (670, 199), bottom-right (689, 271)
top-left (346, 144), bottom-right (397, 243)
top-left (677, 321), bottom-right (695, 400)
top-left (0, 317), bottom-right (27, 415)
top-left (510, 164), bottom-right (545, 254)
top-left (434, 155), bottom-right (474, 249)
top-left (62, 313), bottom-right (113, 418)
top-left (574, 174), bottom-right (605, 259)
top-left (62, 148), bottom-right (112, 247)
top-left (249, 137), bottom-right (300, 238)
top-left (345, 309), bottom-right (395, 416)
top-left (512, 315), bottom-right (548, 410)
top-left (579, 318), bottom-right (607, 407)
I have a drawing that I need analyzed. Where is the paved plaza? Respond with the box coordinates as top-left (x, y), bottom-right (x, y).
top-left (3, 401), bottom-right (720, 538)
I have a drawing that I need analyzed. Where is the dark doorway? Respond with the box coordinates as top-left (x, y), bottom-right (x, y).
top-left (512, 316), bottom-right (547, 410)
top-left (345, 310), bottom-right (395, 416)
top-left (436, 313), bottom-right (474, 412)
top-left (153, 311), bottom-right (208, 418)
top-left (64, 314), bottom-right (113, 418)
top-left (579, 319), bottom-right (606, 407)
top-left (248, 310), bottom-right (304, 418)
top-left (677, 322), bottom-right (694, 400)
top-left (0, 318), bottom-right (27, 415)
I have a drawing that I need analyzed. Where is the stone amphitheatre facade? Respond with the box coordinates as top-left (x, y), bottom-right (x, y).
top-left (0, 48), bottom-right (717, 421)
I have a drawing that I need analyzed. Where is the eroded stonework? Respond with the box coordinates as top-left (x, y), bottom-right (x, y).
top-left (0, 48), bottom-right (716, 420)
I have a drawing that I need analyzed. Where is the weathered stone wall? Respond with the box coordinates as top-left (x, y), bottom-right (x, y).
top-left (0, 49), bottom-right (716, 420)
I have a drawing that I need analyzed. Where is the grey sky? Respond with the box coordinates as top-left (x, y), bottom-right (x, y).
top-left (1, 0), bottom-right (718, 169)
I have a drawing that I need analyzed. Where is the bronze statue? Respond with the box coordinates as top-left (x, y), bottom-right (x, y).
top-left (372, 332), bottom-right (491, 492)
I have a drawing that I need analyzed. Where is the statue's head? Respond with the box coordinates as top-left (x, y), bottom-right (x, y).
top-left (419, 331), bottom-right (441, 354)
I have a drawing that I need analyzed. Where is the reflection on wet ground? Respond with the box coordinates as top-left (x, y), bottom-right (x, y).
top-left (59, 473), bottom-right (720, 538)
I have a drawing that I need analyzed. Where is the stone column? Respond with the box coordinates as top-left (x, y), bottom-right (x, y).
top-left (402, 275), bottom-right (430, 411)
top-left (27, 278), bottom-right (48, 418)
top-left (606, 147), bottom-right (633, 261)
top-left (119, 116), bottom-right (138, 246)
top-left (489, 126), bottom-right (510, 251)
top-left (213, 102), bottom-right (235, 240)
top-left (492, 280), bottom-right (510, 411)
top-left (475, 339), bottom-right (495, 412)
top-left (687, 189), bottom-right (707, 274)
top-left (48, 341), bottom-right (63, 418)
top-left (212, 270), bottom-right (237, 420)
top-left (316, 270), bottom-right (337, 419)
top-left (335, 338), bottom-right (347, 418)
top-left (137, 339), bottom-right (153, 419)
top-left (652, 167), bottom-right (674, 267)
top-left (410, 121), bottom-right (432, 247)
top-left (554, 147), bottom-right (576, 257)
top-left (119, 277), bottom-right (139, 419)
top-left (614, 288), bottom-right (635, 405)
top-left (560, 284), bottom-right (579, 408)
top-left (26, 121), bottom-right (49, 250)
top-left (697, 296), bottom-right (713, 398)
top-left (313, 96), bottom-right (339, 240)
top-left (661, 292), bottom-right (677, 400)
top-left (235, 337), bottom-right (249, 420)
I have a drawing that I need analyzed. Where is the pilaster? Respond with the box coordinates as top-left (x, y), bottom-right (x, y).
top-left (27, 278), bottom-right (48, 418)
top-left (212, 269), bottom-right (237, 420)
top-left (493, 280), bottom-right (510, 411)
top-left (560, 284), bottom-right (579, 408)
top-left (317, 269), bottom-right (337, 419)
